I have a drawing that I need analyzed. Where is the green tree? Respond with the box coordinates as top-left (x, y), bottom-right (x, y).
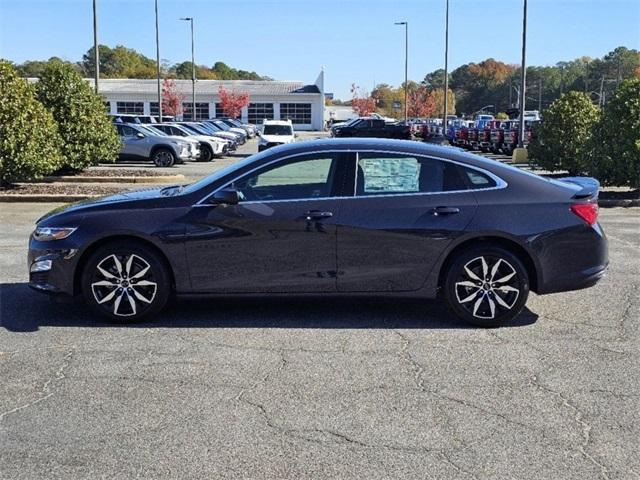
top-left (82, 45), bottom-right (156, 78)
top-left (14, 57), bottom-right (83, 78)
top-left (590, 78), bottom-right (640, 187)
top-left (528, 92), bottom-right (599, 174)
top-left (0, 60), bottom-right (63, 184)
top-left (36, 62), bottom-right (120, 171)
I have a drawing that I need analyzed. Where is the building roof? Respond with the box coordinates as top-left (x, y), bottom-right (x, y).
top-left (83, 78), bottom-right (321, 96)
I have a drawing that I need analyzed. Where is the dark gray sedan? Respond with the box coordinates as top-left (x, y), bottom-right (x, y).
top-left (28, 139), bottom-right (607, 327)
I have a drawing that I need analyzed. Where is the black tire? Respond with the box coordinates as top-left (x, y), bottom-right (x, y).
top-left (152, 148), bottom-right (175, 167)
top-left (81, 241), bottom-right (171, 323)
top-left (443, 246), bottom-right (529, 328)
top-left (198, 145), bottom-right (213, 162)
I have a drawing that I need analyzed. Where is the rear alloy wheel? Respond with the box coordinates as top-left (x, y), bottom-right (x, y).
top-left (198, 145), bottom-right (213, 162)
top-left (81, 242), bottom-right (170, 322)
top-left (152, 148), bottom-right (175, 167)
top-left (444, 246), bottom-right (529, 327)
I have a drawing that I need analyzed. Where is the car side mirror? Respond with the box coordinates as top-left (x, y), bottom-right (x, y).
top-left (208, 188), bottom-right (240, 205)
top-left (136, 132), bottom-right (145, 139)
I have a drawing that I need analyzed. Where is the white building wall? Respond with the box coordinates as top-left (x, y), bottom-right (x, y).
top-left (104, 92), bottom-right (324, 130)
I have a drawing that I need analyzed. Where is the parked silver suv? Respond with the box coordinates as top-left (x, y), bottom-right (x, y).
top-left (115, 123), bottom-right (197, 167)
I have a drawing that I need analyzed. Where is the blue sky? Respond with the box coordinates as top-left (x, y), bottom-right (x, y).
top-left (1, 0), bottom-right (638, 99)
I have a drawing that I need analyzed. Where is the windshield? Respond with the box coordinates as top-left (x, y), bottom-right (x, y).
top-left (138, 125), bottom-right (162, 136)
top-left (201, 122), bottom-right (222, 132)
top-left (213, 121), bottom-right (231, 131)
top-left (263, 125), bottom-right (292, 135)
top-left (183, 124), bottom-right (209, 135)
top-left (143, 125), bottom-right (168, 136)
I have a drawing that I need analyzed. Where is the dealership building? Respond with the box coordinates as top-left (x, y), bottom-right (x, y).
top-left (96, 70), bottom-right (325, 130)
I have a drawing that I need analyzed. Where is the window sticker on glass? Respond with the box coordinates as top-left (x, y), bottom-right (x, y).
top-left (360, 157), bottom-right (421, 193)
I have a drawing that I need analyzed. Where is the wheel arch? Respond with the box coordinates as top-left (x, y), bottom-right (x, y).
top-left (437, 235), bottom-right (540, 293)
top-left (73, 235), bottom-right (176, 296)
top-left (149, 144), bottom-right (176, 159)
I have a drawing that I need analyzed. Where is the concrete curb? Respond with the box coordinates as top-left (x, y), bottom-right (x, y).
top-left (39, 174), bottom-right (185, 184)
top-left (598, 199), bottom-right (640, 208)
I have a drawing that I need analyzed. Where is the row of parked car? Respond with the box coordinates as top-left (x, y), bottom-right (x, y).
top-left (416, 114), bottom-right (540, 155)
top-left (110, 114), bottom-right (258, 167)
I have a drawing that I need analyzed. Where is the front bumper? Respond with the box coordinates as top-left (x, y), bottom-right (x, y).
top-left (28, 244), bottom-right (80, 296)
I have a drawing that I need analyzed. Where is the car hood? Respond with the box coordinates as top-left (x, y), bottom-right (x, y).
top-left (261, 134), bottom-right (294, 143)
top-left (36, 186), bottom-right (170, 224)
top-left (191, 135), bottom-right (222, 144)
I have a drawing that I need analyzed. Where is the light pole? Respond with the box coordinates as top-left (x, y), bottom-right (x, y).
top-left (517, 0), bottom-right (527, 149)
top-left (443, 0), bottom-right (450, 131)
top-left (155, 0), bottom-right (162, 122)
top-left (180, 17), bottom-right (195, 120)
top-left (92, 0), bottom-right (99, 93)
top-left (395, 21), bottom-right (408, 123)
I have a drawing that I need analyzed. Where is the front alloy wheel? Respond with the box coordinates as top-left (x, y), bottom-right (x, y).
top-left (82, 242), bottom-right (170, 322)
top-left (444, 247), bottom-right (529, 327)
top-left (152, 148), bottom-right (175, 167)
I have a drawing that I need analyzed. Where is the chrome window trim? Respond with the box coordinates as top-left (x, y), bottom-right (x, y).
top-left (193, 148), bottom-right (508, 207)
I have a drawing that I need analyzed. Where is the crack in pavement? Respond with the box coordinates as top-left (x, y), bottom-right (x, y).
top-left (616, 282), bottom-right (638, 342)
top-left (438, 450), bottom-right (481, 480)
top-left (530, 374), bottom-right (611, 480)
top-left (0, 348), bottom-right (74, 423)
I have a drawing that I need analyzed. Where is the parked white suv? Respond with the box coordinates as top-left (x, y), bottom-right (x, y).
top-left (258, 120), bottom-right (295, 152)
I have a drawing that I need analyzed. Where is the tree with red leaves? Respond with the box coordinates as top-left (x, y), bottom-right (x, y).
top-left (161, 78), bottom-right (183, 117)
top-left (218, 86), bottom-right (250, 118)
top-left (408, 86), bottom-right (436, 118)
top-left (350, 83), bottom-right (377, 116)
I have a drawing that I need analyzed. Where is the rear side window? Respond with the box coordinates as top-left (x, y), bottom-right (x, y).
top-left (355, 153), bottom-right (467, 195)
top-left (459, 166), bottom-right (497, 189)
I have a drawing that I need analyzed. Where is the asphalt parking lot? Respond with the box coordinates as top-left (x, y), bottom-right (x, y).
top-left (0, 203), bottom-right (638, 479)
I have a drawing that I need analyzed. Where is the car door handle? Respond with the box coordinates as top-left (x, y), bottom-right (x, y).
top-left (304, 210), bottom-right (333, 220)
top-left (430, 206), bottom-right (460, 216)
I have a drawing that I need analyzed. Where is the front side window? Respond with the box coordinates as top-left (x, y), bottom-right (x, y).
top-left (117, 124), bottom-right (137, 137)
top-left (356, 153), bottom-right (467, 195)
top-left (230, 154), bottom-right (337, 202)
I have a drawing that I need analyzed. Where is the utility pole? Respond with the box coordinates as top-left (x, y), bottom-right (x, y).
top-left (155, 0), bottom-right (162, 122)
top-left (538, 78), bottom-right (542, 112)
top-left (92, 0), bottom-right (99, 93)
top-left (395, 21), bottom-right (409, 123)
top-left (180, 17), bottom-right (195, 120)
top-left (560, 65), bottom-right (564, 96)
top-left (599, 75), bottom-right (605, 107)
top-left (517, 0), bottom-right (527, 149)
top-left (442, 0), bottom-right (450, 132)
top-left (509, 76), bottom-right (513, 108)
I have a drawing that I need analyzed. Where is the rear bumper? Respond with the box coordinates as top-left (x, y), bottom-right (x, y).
top-left (534, 222), bottom-right (609, 295)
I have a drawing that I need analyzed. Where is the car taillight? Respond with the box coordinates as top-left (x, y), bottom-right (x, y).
top-left (570, 203), bottom-right (598, 226)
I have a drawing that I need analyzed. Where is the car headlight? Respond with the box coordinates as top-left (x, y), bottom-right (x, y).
top-left (33, 227), bottom-right (77, 241)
